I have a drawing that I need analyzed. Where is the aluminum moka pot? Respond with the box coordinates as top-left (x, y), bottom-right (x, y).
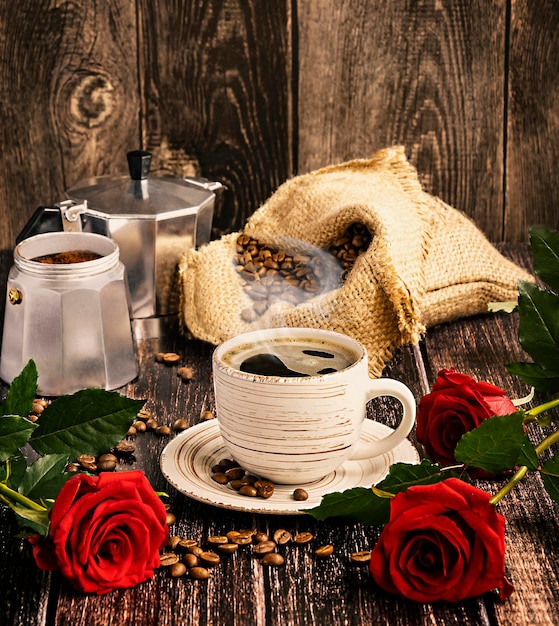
top-left (17, 151), bottom-right (224, 328)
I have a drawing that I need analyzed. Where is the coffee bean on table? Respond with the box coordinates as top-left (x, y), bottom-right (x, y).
top-left (293, 488), bottom-right (309, 501)
top-left (252, 541), bottom-right (277, 556)
top-left (294, 532), bottom-right (314, 545)
top-left (261, 553), bottom-right (285, 567)
top-left (183, 553), bottom-right (199, 568)
top-left (273, 529), bottom-right (292, 545)
top-left (199, 551), bottom-right (221, 567)
top-left (189, 566), bottom-right (210, 580)
top-left (350, 550), bottom-right (372, 565)
top-left (315, 544), bottom-right (334, 558)
top-left (170, 562), bottom-right (187, 577)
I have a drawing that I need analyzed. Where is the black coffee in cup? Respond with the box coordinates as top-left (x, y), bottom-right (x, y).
top-left (221, 336), bottom-right (358, 377)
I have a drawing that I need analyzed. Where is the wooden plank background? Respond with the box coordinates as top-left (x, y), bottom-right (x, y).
top-left (0, 0), bottom-right (558, 252)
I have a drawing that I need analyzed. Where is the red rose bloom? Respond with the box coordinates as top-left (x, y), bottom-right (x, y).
top-left (30, 470), bottom-right (168, 595)
top-left (416, 369), bottom-right (516, 465)
top-left (370, 478), bottom-right (514, 602)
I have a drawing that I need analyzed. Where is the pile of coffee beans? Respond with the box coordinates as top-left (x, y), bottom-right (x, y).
top-left (234, 222), bottom-right (372, 321)
top-left (158, 514), bottom-right (372, 581)
top-left (210, 457), bottom-right (308, 502)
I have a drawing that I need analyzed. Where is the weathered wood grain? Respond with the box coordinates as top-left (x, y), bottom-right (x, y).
top-left (296, 0), bottom-right (508, 241)
top-left (137, 0), bottom-right (293, 237)
top-left (0, 0), bottom-right (139, 248)
top-left (505, 0), bottom-right (559, 242)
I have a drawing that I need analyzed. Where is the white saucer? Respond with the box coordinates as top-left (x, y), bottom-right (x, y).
top-left (159, 420), bottom-right (420, 515)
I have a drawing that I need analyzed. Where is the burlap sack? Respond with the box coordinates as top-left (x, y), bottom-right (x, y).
top-left (178, 146), bottom-right (532, 377)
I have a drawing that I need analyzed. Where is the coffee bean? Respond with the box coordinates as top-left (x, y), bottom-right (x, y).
top-left (254, 532), bottom-right (269, 543)
top-left (170, 562), bottom-right (187, 577)
top-left (217, 543), bottom-right (239, 554)
top-left (211, 473), bottom-right (229, 485)
top-left (230, 478), bottom-right (251, 490)
top-left (187, 546), bottom-right (204, 557)
top-left (207, 535), bottom-right (229, 545)
top-left (145, 418), bottom-right (159, 431)
top-left (189, 566), bottom-right (210, 580)
top-left (162, 352), bottom-right (181, 364)
top-left (218, 458), bottom-right (238, 469)
top-left (239, 485), bottom-right (258, 497)
top-left (177, 366), bottom-right (194, 381)
top-left (293, 488), bottom-right (309, 501)
top-left (200, 410), bottom-right (215, 421)
top-left (183, 553), bottom-right (199, 568)
top-left (173, 418), bottom-right (189, 431)
top-left (165, 512), bottom-right (177, 526)
top-left (294, 532), bottom-right (314, 545)
top-left (132, 420), bottom-right (147, 433)
top-left (349, 550), bottom-right (372, 565)
top-left (79, 460), bottom-right (97, 472)
top-left (261, 553), bottom-right (285, 566)
top-left (199, 551), bottom-right (220, 567)
top-left (155, 425), bottom-right (171, 436)
top-left (77, 453), bottom-right (96, 465)
top-left (114, 441), bottom-right (135, 455)
top-left (273, 529), bottom-right (292, 545)
top-left (225, 467), bottom-right (245, 481)
top-left (167, 536), bottom-right (181, 551)
top-left (136, 408), bottom-right (151, 421)
top-left (252, 541), bottom-right (277, 556)
top-left (254, 480), bottom-right (274, 499)
top-left (97, 453), bottom-right (117, 472)
top-left (126, 425), bottom-right (137, 436)
top-left (159, 552), bottom-right (179, 567)
top-left (230, 533), bottom-right (253, 546)
top-left (315, 544), bottom-right (334, 558)
top-left (178, 538), bottom-right (199, 550)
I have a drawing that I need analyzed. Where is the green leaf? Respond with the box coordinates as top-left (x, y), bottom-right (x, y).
top-left (19, 454), bottom-right (72, 500)
top-left (517, 439), bottom-right (540, 471)
top-left (306, 460), bottom-right (464, 525)
top-left (0, 417), bottom-right (38, 463)
top-left (29, 389), bottom-right (144, 458)
top-left (0, 359), bottom-right (38, 418)
top-left (506, 361), bottom-right (559, 393)
top-left (455, 413), bottom-right (531, 473)
top-left (306, 487), bottom-right (388, 525)
top-left (10, 503), bottom-right (50, 536)
top-left (0, 455), bottom-right (27, 489)
top-left (516, 281), bottom-right (559, 372)
top-left (541, 457), bottom-right (559, 503)
top-left (530, 226), bottom-right (559, 293)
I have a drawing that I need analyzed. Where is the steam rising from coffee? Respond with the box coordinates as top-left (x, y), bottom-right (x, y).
top-left (231, 223), bottom-right (372, 376)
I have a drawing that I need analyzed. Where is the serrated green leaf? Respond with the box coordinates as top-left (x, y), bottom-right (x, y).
top-left (20, 454), bottom-right (72, 500)
top-left (0, 359), bottom-right (38, 418)
top-left (530, 226), bottom-right (559, 293)
top-left (455, 413), bottom-right (530, 473)
top-left (0, 417), bottom-right (38, 462)
top-left (306, 487), bottom-right (388, 525)
top-left (517, 281), bottom-right (559, 372)
top-left (541, 457), bottom-right (559, 503)
top-left (29, 389), bottom-right (144, 458)
top-left (506, 361), bottom-right (559, 393)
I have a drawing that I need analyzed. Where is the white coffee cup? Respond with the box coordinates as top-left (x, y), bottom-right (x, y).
top-left (212, 327), bottom-right (416, 484)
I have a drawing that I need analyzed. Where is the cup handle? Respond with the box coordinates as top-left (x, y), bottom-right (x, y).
top-left (349, 378), bottom-right (416, 460)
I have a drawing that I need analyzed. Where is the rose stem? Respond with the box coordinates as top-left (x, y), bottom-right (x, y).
top-left (0, 482), bottom-right (47, 511)
top-left (489, 428), bottom-right (559, 505)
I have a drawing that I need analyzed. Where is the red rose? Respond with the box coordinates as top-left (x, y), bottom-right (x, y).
top-left (416, 369), bottom-right (516, 465)
top-left (369, 478), bottom-right (514, 602)
top-left (31, 470), bottom-right (168, 595)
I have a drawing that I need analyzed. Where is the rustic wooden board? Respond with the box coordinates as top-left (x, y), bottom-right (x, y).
top-left (505, 0), bottom-right (559, 242)
top-left (0, 0), bottom-right (139, 248)
top-left (296, 0), bottom-right (508, 242)
top-left (137, 0), bottom-right (293, 237)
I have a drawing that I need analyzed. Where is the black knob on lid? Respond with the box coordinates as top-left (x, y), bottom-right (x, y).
top-left (127, 150), bottom-right (152, 181)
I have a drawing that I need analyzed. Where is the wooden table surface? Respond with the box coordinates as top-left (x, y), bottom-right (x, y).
top-left (1, 245), bottom-right (558, 626)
